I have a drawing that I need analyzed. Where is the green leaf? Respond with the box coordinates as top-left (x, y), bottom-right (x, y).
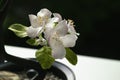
top-left (26, 38), bottom-right (40, 46)
top-left (8, 24), bottom-right (28, 38)
top-left (65, 48), bottom-right (78, 65)
top-left (35, 46), bottom-right (55, 69)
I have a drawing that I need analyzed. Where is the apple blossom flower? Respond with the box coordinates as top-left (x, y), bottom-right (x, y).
top-left (44, 19), bottom-right (78, 59)
top-left (27, 8), bottom-right (52, 38)
top-left (8, 8), bottom-right (79, 69)
top-left (44, 16), bottom-right (62, 40)
top-left (27, 8), bottom-right (79, 59)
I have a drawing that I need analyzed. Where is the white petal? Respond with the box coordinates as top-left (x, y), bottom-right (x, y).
top-left (29, 14), bottom-right (37, 21)
top-left (68, 25), bottom-right (76, 34)
top-left (45, 17), bottom-right (60, 30)
top-left (27, 26), bottom-right (42, 38)
top-left (53, 13), bottom-right (62, 21)
top-left (29, 15), bottom-right (41, 28)
top-left (60, 34), bottom-right (78, 47)
top-left (44, 28), bottom-right (53, 41)
top-left (49, 32), bottom-right (66, 59)
top-left (44, 17), bottom-right (59, 40)
top-left (37, 8), bottom-right (52, 18)
top-left (29, 15), bottom-right (44, 28)
top-left (68, 25), bottom-right (80, 35)
top-left (54, 20), bottom-right (68, 36)
top-left (67, 20), bottom-right (80, 35)
top-left (50, 17), bottom-right (60, 23)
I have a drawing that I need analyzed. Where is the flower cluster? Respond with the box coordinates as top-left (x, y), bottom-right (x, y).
top-left (8, 8), bottom-right (79, 69)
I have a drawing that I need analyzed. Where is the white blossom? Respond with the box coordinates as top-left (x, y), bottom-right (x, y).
top-left (26, 8), bottom-right (79, 59)
top-left (27, 8), bottom-right (52, 38)
top-left (45, 20), bottom-right (78, 59)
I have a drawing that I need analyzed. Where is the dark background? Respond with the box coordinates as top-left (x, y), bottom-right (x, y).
top-left (2, 0), bottom-right (120, 59)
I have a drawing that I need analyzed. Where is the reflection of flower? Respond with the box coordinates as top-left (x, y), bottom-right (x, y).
top-left (8, 8), bottom-right (79, 69)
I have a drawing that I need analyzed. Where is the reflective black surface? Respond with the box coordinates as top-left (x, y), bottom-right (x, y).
top-left (0, 61), bottom-right (75, 80)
